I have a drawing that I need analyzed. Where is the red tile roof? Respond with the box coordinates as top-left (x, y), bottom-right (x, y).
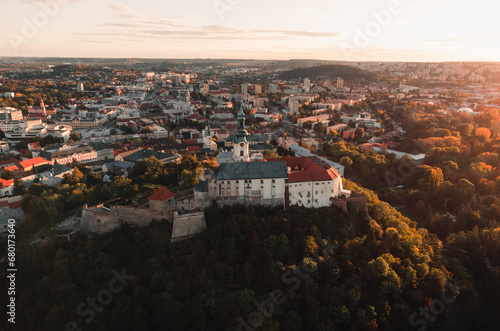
top-left (148, 186), bottom-right (175, 201)
top-left (0, 178), bottom-right (14, 189)
top-left (0, 158), bottom-right (19, 167)
top-left (19, 157), bottom-right (49, 170)
top-left (4, 165), bottom-right (20, 172)
top-left (268, 156), bottom-right (340, 183)
top-left (181, 139), bottom-right (199, 145)
top-left (28, 142), bottom-right (41, 149)
top-left (113, 148), bottom-right (129, 156)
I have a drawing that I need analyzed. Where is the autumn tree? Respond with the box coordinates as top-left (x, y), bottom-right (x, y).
top-left (62, 167), bottom-right (83, 185)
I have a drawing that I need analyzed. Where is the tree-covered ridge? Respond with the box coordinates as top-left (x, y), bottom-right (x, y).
top-left (3, 182), bottom-right (454, 330)
top-left (278, 65), bottom-right (377, 81)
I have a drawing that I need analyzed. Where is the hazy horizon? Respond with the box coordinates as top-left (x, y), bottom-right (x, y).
top-left (2, 0), bottom-right (499, 62)
top-left (3, 57), bottom-right (500, 65)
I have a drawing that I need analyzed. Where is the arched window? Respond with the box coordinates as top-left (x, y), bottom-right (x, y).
top-left (240, 150), bottom-right (244, 157)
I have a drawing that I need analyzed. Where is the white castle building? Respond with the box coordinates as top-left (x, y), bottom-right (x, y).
top-left (205, 107), bottom-right (343, 209)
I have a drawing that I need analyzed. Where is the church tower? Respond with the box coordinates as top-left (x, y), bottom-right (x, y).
top-left (202, 124), bottom-right (216, 151)
top-left (232, 106), bottom-right (250, 162)
top-left (40, 99), bottom-right (46, 114)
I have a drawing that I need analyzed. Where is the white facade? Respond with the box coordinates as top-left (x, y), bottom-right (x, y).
top-left (56, 117), bottom-right (98, 129)
top-left (303, 78), bottom-right (311, 93)
top-left (289, 95), bottom-right (299, 116)
top-left (232, 141), bottom-right (250, 162)
top-left (288, 179), bottom-right (342, 208)
top-left (0, 186), bottom-right (13, 197)
top-left (0, 180), bottom-right (14, 197)
top-left (5, 120), bottom-right (72, 142)
top-left (0, 142), bottom-right (9, 153)
top-left (0, 121), bottom-right (23, 132)
top-left (51, 150), bottom-right (98, 165)
top-left (211, 177), bottom-right (286, 203)
top-left (0, 107), bottom-right (23, 121)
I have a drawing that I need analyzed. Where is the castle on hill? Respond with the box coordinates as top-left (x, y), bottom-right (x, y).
top-left (200, 106), bottom-right (344, 209)
top-left (81, 106), bottom-right (348, 237)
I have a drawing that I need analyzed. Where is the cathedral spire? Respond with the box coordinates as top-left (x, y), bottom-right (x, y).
top-left (235, 105), bottom-right (248, 141)
top-left (232, 105), bottom-right (250, 162)
top-left (237, 105), bottom-right (245, 128)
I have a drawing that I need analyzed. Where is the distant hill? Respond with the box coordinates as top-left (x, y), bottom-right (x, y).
top-left (278, 64), bottom-right (376, 82)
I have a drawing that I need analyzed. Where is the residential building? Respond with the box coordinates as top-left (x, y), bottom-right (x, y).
top-left (337, 77), bottom-right (344, 89)
top-left (282, 157), bottom-right (343, 208)
top-left (115, 148), bottom-right (178, 164)
top-left (19, 157), bottom-right (50, 171)
top-left (0, 179), bottom-right (14, 197)
top-left (0, 107), bottom-right (23, 121)
top-left (289, 95), bottom-right (299, 116)
top-left (38, 143), bottom-right (98, 165)
top-left (4, 119), bottom-right (71, 142)
top-left (303, 78), bottom-right (311, 93)
top-left (56, 117), bottom-right (99, 129)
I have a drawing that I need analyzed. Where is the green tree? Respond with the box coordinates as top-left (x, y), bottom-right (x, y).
top-left (313, 122), bottom-right (326, 134)
top-left (1, 170), bottom-right (14, 180)
top-left (131, 157), bottom-right (165, 183)
top-left (110, 175), bottom-right (139, 201)
top-left (69, 131), bottom-right (82, 141)
top-left (85, 172), bottom-right (102, 186)
top-left (27, 183), bottom-right (53, 196)
top-left (263, 150), bottom-right (279, 159)
top-left (179, 155), bottom-right (202, 172)
top-left (61, 168), bottom-right (83, 185)
top-left (180, 168), bottom-right (203, 187)
top-left (13, 177), bottom-right (27, 196)
top-left (354, 128), bottom-right (364, 141)
top-left (415, 165), bottom-right (443, 193)
top-left (263, 234), bottom-right (289, 259)
top-left (339, 156), bottom-right (353, 168)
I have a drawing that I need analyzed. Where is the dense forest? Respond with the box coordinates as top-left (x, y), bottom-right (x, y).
top-left (1, 178), bottom-right (469, 330)
top-left (317, 103), bottom-right (500, 330)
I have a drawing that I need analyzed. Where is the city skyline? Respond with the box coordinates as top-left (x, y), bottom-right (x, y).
top-left (1, 0), bottom-right (499, 62)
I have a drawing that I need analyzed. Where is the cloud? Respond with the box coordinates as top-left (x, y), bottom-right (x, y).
top-left (81, 25), bottom-right (340, 42)
top-left (281, 31), bottom-right (340, 37)
top-left (424, 38), bottom-right (466, 43)
top-left (20, 0), bottom-right (95, 4)
top-left (91, 16), bottom-right (340, 42)
top-left (106, 3), bottom-right (134, 13)
top-left (423, 37), bottom-right (495, 44)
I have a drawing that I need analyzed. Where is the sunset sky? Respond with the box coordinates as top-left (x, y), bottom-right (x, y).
top-left (1, 0), bottom-right (499, 62)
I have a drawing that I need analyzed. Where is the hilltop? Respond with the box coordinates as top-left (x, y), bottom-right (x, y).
top-left (278, 64), bottom-right (377, 81)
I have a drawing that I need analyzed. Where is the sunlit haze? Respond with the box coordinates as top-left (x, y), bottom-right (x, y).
top-left (1, 0), bottom-right (499, 61)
